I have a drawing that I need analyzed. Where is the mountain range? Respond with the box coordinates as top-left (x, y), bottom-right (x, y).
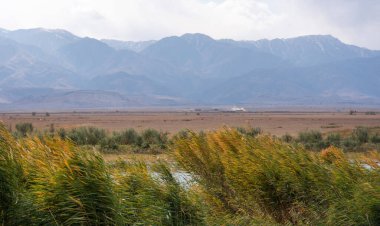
top-left (0, 28), bottom-right (379, 110)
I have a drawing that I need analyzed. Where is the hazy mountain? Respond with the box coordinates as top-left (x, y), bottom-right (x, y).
top-left (57, 37), bottom-right (117, 75)
top-left (207, 56), bottom-right (380, 104)
top-left (143, 33), bottom-right (286, 79)
top-left (0, 28), bottom-right (79, 54)
top-left (0, 27), bottom-right (379, 109)
top-left (223, 35), bottom-right (380, 66)
top-left (90, 71), bottom-right (169, 95)
top-left (0, 37), bottom-right (79, 89)
top-left (102, 39), bottom-right (156, 52)
top-left (1, 90), bottom-right (136, 110)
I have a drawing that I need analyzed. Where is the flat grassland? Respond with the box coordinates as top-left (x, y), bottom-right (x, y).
top-left (1, 111), bottom-right (380, 136)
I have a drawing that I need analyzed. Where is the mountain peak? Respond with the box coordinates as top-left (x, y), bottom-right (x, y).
top-left (181, 33), bottom-right (214, 40)
top-left (1, 27), bottom-right (79, 53)
top-left (255, 34), bottom-right (340, 44)
top-left (11, 27), bottom-right (76, 36)
top-left (288, 34), bottom-right (341, 43)
top-left (180, 33), bottom-right (215, 45)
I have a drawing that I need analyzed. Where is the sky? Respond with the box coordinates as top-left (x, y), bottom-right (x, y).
top-left (0, 0), bottom-right (379, 49)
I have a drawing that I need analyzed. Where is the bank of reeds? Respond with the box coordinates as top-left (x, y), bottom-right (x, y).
top-left (173, 128), bottom-right (380, 225)
top-left (0, 124), bottom-right (202, 225)
top-left (3, 123), bottom-right (380, 225)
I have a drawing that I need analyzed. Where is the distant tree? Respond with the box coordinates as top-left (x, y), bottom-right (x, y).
top-left (45, 112), bottom-right (50, 117)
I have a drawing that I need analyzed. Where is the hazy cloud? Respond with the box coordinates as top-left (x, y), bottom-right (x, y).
top-left (0, 0), bottom-right (378, 49)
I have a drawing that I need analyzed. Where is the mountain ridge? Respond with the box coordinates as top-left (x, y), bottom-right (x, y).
top-left (0, 27), bottom-right (379, 110)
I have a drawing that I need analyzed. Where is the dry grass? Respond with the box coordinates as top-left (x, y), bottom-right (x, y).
top-left (102, 153), bottom-right (172, 163)
top-left (173, 128), bottom-right (380, 225)
top-left (2, 111), bottom-right (380, 136)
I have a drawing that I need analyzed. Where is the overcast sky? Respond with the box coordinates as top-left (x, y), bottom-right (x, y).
top-left (0, 0), bottom-right (379, 49)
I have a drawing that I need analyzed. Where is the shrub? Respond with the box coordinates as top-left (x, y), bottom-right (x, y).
top-left (236, 127), bottom-right (262, 137)
top-left (353, 127), bottom-right (369, 144)
top-left (371, 133), bottom-right (380, 144)
top-left (326, 133), bottom-right (341, 147)
top-left (57, 128), bottom-right (66, 139)
top-left (140, 129), bottom-right (168, 149)
top-left (281, 133), bottom-right (294, 143)
top-left (67, 127), bottom-right (107, 145)
top-left (297, 130), bottom-right (327, 151)
top-left (113, 128), bottom-right (141, 146)
top-left (172, 129), bottom-right (191, 140)
top-left (15, 123), bottom-right (33, 137)
top-left (342, 138), bottom-right (359, 151)
top-left (100, 136), bottom-right (119, 152)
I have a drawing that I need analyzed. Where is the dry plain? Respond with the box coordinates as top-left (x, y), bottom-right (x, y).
top-left (1, 111), bottom-right (380, 136)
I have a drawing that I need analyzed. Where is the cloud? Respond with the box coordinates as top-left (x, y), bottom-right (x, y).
top-left (0, 0), bottom-right (378, 49)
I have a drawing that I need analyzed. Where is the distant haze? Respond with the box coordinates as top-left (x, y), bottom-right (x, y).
top-left (0, 0), bottom-right (379, 49)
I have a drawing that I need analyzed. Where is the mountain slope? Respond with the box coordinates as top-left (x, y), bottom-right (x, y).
top-left (0, 28), bottom-right (79, 53)
top-left (0, 27), bottom-right (379, 109)
top-left (143, 33), bottom-right (286, 79)
top-left (102, 39), bottom-right (156, 52)
top-left (207, 56), bottom-right (380, 104)
top-left (224, 35), bottom-right (380, 66)
top-left (90, 71), bottom-right (170, 95)
top-left (0, 37), bottom-right (79, 89)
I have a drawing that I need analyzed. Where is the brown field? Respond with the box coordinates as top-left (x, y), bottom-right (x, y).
top-left (2, 111), bottom-right (380, 136)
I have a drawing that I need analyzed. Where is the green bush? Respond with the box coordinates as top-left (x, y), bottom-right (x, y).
top-left (100, 136), bottom-right (119, 153)
top-left (326, 133), bottom-right (341, 147)
top-left (140, 129), bottom-right (168, 149)
top-left (297, 130), bottom-right (327, 151)
top-left (113, 128), bottom-right (141, 146)
top-left (371, 133), bottom-right (380, 144)
top-left (281, 133), bottom-right (294, 143)
top-left (67, 127), bottom-right (107, 145)
top-left (236, 127), bottom-right (262, 137)
top-left (15, 122), bottom-right (33, 137)
top-left (353, 127), bottom-right (369, 144)
top-left (342, 137), bottom-right (360, 151)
